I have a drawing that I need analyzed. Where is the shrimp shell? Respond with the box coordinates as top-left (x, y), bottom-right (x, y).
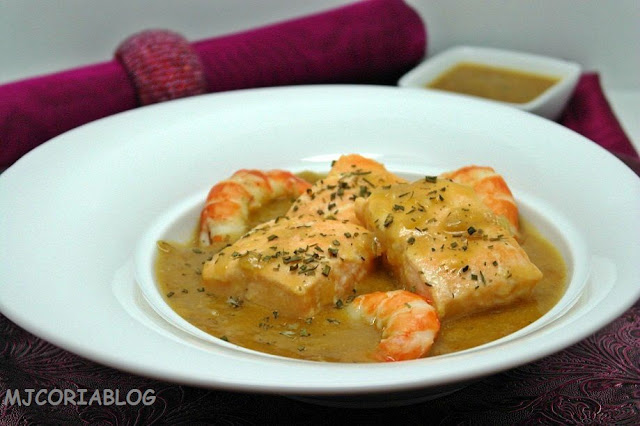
top-left (199, 169), bottom-right (311, 245)
top-left (440, 165), bottom-right (519, 235)
top-left (347, 290), bottom-right (440, 362)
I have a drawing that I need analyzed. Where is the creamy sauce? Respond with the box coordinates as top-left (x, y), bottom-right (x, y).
top-left (427, 62), bottom-right (560, 104)
top-left (155, 175), bottom-right (567, 363)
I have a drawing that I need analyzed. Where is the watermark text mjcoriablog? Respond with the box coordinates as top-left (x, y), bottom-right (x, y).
top-left (3, 388), bottom-right (156, 407)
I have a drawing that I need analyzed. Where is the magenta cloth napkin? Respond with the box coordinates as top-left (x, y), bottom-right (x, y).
top-left (559, 73), bottom-right (640, 176)
top-left (0, 0), bottom-right (425, 168)
top-left (559, 73), bottom-right (639, 171)
top-left (1, 0), bottom-right (638, 173)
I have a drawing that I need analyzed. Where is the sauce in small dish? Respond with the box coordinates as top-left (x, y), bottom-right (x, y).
top-left (426, 62), bottom-right (560, 104)
top-left (398, 46), bottom-right (581, 120)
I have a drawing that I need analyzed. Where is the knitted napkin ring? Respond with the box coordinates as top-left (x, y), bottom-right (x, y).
top-left (115, 29), bottom-right (208, 106)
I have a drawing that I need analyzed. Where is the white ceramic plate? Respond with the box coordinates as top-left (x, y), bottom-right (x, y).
top-left (1, 86), bottom-right (639, 406)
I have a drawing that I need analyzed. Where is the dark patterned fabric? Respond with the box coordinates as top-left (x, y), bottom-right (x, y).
top-left (1, 301), bottom-right (637, 424)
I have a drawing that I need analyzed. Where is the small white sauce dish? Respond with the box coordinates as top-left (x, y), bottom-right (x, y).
top-left (398, 45), bottom-right (582, 120)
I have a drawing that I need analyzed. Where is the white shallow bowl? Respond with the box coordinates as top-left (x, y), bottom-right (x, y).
top-left (1, 85), bottom-right (639, 407)
top-left (398, 45), bottom-right (582, 120)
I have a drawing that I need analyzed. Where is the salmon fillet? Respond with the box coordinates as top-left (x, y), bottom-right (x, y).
top-left (201, 216), bottom-right (377, 318)
top-left (288, 154), bottom-right (406, 224)
top-left (355, 177), bottom-right (543, 319)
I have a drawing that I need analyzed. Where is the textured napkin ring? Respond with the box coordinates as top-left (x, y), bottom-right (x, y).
top-left (115, 29), bottom-right (208, 106)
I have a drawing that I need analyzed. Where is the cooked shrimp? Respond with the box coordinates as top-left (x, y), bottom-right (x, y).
top-left (440, 166), bottom-right (519, 235)
top-left (199, 169), bottom-right (311, 245)
top-left (347, 290), bottom-right (440, 362)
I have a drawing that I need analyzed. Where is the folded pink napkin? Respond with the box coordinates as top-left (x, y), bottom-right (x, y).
top-left (1, 0), bottom-right (637, 174)
top-left (0, 0), bottom-right (425, 168)
top-left (559, 73), bottom-right (638, 158)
